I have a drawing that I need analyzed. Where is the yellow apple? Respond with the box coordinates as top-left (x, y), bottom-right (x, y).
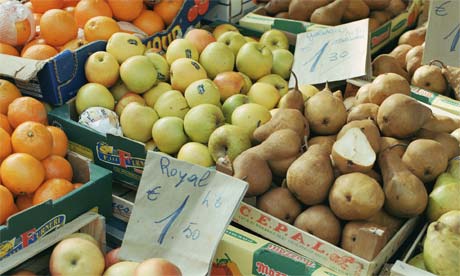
top-left (103, 261), bottom-right (139, 276)
top-left (247, 82), bottom-right (280, 109)
top-left (177, 142), bottom-right (214, 167)
top-left (85, 51), bottom-right (119, 88)
top-left (115, 92), bottom-right (146, 116)
top-left (143, 82), bottom-right (172, 108)
top-left (184, 28), bottom-right (216, 54)
top-left (170, 58), bottom-right (207, 93)
top-left (120, 102), bottom-right (159, 142)
top-left (106, 32), bottom-right (145, 63)
top-left (110, 79), bottom-right (130, 101)
top-left (231, 103), bottom-right (271, 137)
top-left (165, 38), bottom-right (199, 65)
top-left (75, 83), bottom-right (115, 114)
top-left (120, 55), bottom-right (157, 93)
top-left (212, 23), bottom-right (239, 40)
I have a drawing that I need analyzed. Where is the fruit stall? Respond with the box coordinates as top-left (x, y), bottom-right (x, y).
top-left (0, 0), bottom-right (459, 275)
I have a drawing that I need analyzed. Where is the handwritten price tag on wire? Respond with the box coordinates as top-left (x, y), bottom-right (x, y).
top-left (423, 0), bottom-right (460, 67)
top-left (289, 18), bottom-right (371, 86)
top-left (119, 151), bottom-right (248, 275)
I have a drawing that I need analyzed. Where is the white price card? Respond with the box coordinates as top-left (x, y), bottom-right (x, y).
top-left (423, 0), bottom-right (460, 67)
top-left (119, 151), bottom-right (248, 275)
top-left (290, 18), bottom-right (371, 86)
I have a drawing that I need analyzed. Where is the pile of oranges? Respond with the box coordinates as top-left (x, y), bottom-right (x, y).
top-left (0, 0), bottom-right (184, 60)
top-left (0, 79), bottom-right (81, 225)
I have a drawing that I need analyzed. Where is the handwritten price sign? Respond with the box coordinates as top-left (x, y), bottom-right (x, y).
top-left (423, 0), bottom-right (460, 67)
top-left (289, 19), bottom-right (371, 86)
top-left (119, 151), bottom-right (247, 275)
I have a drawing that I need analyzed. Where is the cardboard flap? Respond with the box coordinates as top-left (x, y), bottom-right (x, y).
top-left (0, 54), bottom-right (46, 81)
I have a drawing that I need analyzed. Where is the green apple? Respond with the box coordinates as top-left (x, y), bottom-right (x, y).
top-left (217, 31), bottom-right (246, 56)
top-left (115, 92), bottom-right (146, 116)
top-left (247, 82), bottom-right (280, 109)
top-left (165, 38), bottom-right (199, 65)
top-left (231, 103), bottom-right (271, 137)
top-left (106, 32), bottom-right (145, 63)
top-left (257, 74), bottom-right (289, 96)
top-left (271, 49), bottom-right (294, 80)
top-left (222, 94), bottom-right (249, 123)
top-left (213, 71), bottom-right (244, 101)
top-left (154, 90), bottom-right (190, 118)
top-left (145, 52), bottom-right (170, 82)
top-left (299, 84), bottom-right (320, 101)
top-left (433, 172), bottom-right (459, 190)
top-left (238, 72), bottom-right (252, 94)
top-left (75, 83), bottom-right (115, 114)
top-left (184, 79), bottom-right (221, 107)
top-left (208, 124), bottom-right (252, 162)
top-left (170, 58), bottom-right (208, 93)
top-left (120, 102), bottom-right (158, 143)
top-left (120, 55), bottom-right (157, 93)
top-left (110, 79), bottom-right (129, 101)
top-left (212, 24), bottom-right (240, 40)
top-left (244, 36), bottom-right (258, 43)
top-left (259, 29), bottom-right (289, 51)
top-left (184, 104), bottom-right (225, 144)
top-left (151, 117), bottom-right (188, 154)
top-left (85, 51), bottom-right (119, 88)
top-left (199, 42), bottom-right (235, 79)
top-left (426, 183), bottom-right (460, 222)
top-left (177, 142), bottom-right (214, 167)
top-left (143, 82), bottom-right (172, 108)
top-left (236, 42), bottom-right (273, 81)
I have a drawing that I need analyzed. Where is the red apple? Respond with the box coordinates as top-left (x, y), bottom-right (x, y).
top-left (115, 92), bottom-right (146, 116)
top-left (213, 71), bottom-right (245, 101)
top-left (104, 261), bottom-right (139, 276)
top-left (184, 29), bottom-right (216, 54)
top-left (105, 247), bottom-right (121, 269)
top-left (134, 258), bottom-right (182, 276)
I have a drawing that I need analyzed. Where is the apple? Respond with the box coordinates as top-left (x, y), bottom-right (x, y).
top-left (103, 261), bottom-right (139, 276)
top-left (236, 42), bottom-right (273, 81)
top-left (65, 233), bottom-right (98, 247)
top-left (184, 28), bottom-right (216, 54)
top-left (213, 71), bottom-right (244, 101)
top-left (299, 84), bottom-right (320, 100)
top-left (184, 79), bottom-right (221, 107)
top-left (177, 142), bottom-right (214, 167)
top-left (271, 48), bottom-right (294, 80)
top-left (134, 258), bottom-right (182, 276)
top-left (143, 82), bottom-right (173, 108)
top-left (110, 79), bottom-right (130, 101)
top-left (165, 38), bottom-right (199, 65)
top-left (120, 102), bottom-right (159, 142)
top-left (238, 72), bottom-right (252, 94)
top-left (184, 104), bottom-right (225, 143)
top-left (212, 23), bottom-right (239, 40)
top-left (49, 238), bottom-right (105, 276)
top-left (145, 139), bottom-right (158, 151)
top-left (145, 51), bottom-right (170, 82)
top-left (120, 55), bottom-right (157, 94)
top-left (257, 74), bottom-right (289, 97)
top-left (208, 124), bottom-right (252, 162)
top-left (75, 83), bottom-right (115, 114)
top-left (85, 51), bottom-right (119, 88)
top-left (217, 31), bottom-right (246, 56)
top-left (106, 32), bottom-right (145, 63)
top-left (151, 117), bottom-right (188, 154)
top-left (105, 247), bottom-right (121, 269)
top-left (199, 42), bottom-right (235, 79)
top-left (259, 29), bottom-right (289, 51)
top-left (170, 58), bottom-right (208, 92)
top-left (222, 94), bottom-right (249, 123)
top-left (247, 82), bottom-right (280, 109)
top-left (115, 92), bottom-right (146, 116)
top-left (231, 103), bottom-right (271, 137)
top-left (154, 90), bottom-right (190, 118)
top-left (244, 36), bottom-right (258, 43)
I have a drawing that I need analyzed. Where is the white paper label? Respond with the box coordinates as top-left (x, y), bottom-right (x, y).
top-left (119, 151), bottom-right (248, 275)
top-left (290, 19), bottom-right (371, 86)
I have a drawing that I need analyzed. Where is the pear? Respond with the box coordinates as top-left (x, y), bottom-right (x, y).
top-left (250, 129), bottom-right (302, 160)
top-left (354, 83), bottom-right (372, 105)
top-left (293, 205), bottom-right (341, 245)
top-left (278, 72), bottom-right (305, 112)
top-left (385, 0), bottom-right (407, 16)
top-left (441, 64), bottom-right (460, 100)
top-left (364, 169), bottom-right (382, 183)
top-left (369, 10), bottom-right (392, 24)
top-left (426, 183), bottom-right (460, 222)
top-left (369, 73), bottom-right (410, 105)
top-left (416, 129), bottom-right (460, 160)
top-left (363, 0), bottom-right (390, 10)
top-left (347, 103), bottom-right (379, 123)
top-left (411, 65), bottom-right (447, 94)
top-left (253, 108), bottom-right (308, 142)
top-left (310, 0), bottom-right (350, 26)
top-left (405, 45), bottom-right (424, 77)
top-left (256, 187), bottom-right (303, 224)
top-left (372, 54), bottom-right (410, 81)
top-left (343, 96), bottom-right (356, 111)
top-left (337, 119), bottom-right (381, 153)
top-left (307, 135), bottom-right (336, 154)
top-left (286, 144), bottom-right (334, 205)
top-left (451, 128), bottom-right (460, 143)
top-left (433, 172), bottom-right (460, 190)
top-left (275, 11), bottom-right (290, 18)
top-left (398, 27), bottom-right (426, 47)
top-left (407, 253), bottom-right (426, 271)
top-left (288, 0), bottom-right (331, 21)
top-left (379, 136), bottom-right (407, 157)
top-left (267, 153), bottom-right (300, 177)
top-left (388, 44), bottom-right (412, 68)
top-left (343, 0), bottom-right (369, 22)
top-left (447, 158), bottom-right (460, 179)
top-left (365, 209), bottom-right (404, 237)
top-left (422, 114), bottom-right (460, 133)
top-left (233, 151), bottom-right (272, 197)
top-left (264, 0), bottom-right (291, 15)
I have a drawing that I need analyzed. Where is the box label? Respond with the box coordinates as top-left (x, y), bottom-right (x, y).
top-left (95, 142), bottom-right (145, 175)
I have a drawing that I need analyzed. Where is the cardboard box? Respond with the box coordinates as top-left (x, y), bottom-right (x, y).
top-left (0, 153), bottom-right (112, 262)
top-left (239, 0), bottom-right (422, 54)
top-left (204, 0), bottom-right (258, 23)
top-left (0, 1), bottom-right (212, 105)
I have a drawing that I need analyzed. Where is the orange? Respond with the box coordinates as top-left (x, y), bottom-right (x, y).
top-left (0, 114), bottom-right (12, 134)
top-left (21, 38), bottom-right (48, 56)
top-left (30, 0), bottom-right (64, 13)
top-left (59, 38), bottom-right (88, 52)
top-left (32, 178), bottom-right (74, 205)
top-left (154, 0), bottom-right (183, 26)
top-left (0, 185), bottom-right (16, 225)
top-left (64, 0), bottom-right (80, 8)
top-left (42, 155), bottom-right (73, 181)
top-left (21, 44), bottom-right (58, 60)
top-left (83, 16), bottom-right (120, 42)
top-left (11, 121), bottom-right (53, 161)
top-left (40, 9), bottom-right (78, 47)
top-left (47, 126), bottom-right (69, 157)
top-left (107, 0), bottom-right (143, 21)
top-left (13, 18), bottom-right (33, 46)
top-left (0, 153), bottom-right (45, 195)
top-left (73, 182), bottom-right (84, 189)
top-left (16, 194), bottom-right (34, 211)
top-left (0, 43), bottom-right (19, 56)
top-left (64, 6), bottom-right (76, 16)
top-left (74, 0), bottom-right (113, 28)
top-left (0, 79), bottom-right (21, 115)
top-left (7, 96), bottom-right (48, 128)
top-left (133, 10), bottom-right (165, 36)
top-left (0, 128), bottom-right (12, 161)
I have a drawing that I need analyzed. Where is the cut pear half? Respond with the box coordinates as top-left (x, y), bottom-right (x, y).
top-left (332, 127), bottom-right (376, 173)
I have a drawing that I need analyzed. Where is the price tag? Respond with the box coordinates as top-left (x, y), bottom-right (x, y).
top-left (423, 0), bottom-right (460, 67)
top-left (119, 151), bottom-right (248, 275)
top-left (289, 19), bottom-right (371, 86)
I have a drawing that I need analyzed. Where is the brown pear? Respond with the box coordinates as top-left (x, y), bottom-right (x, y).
top-left (307, 135), bottom-right (336, 154)
top-left (385, 0), bottom-right (407, 16)
top-left (278, 72), bottom-right (305, 112)
top-left (389, 44), bottom-right (412, 68)
top-left (369, 18), bottom-right (381, 31)
top-left (379, 136), bottom-right (407, 157)
top-left (412, 65), bottom-right (447, 94)
top-left (275, 11), bottom-right (290, 18)
top-left (310, 0), bottom-right (350, 26)
top-left (233, 151), bottom-right (272, 197)
top-left (343, 0), bottom-right (369, 22)
top-left (264, 0), bottom-right (291, 15)
top-left (337, 119), bottom-right (381, 153)
top-left (441, 64), bottom-right (460, 100)
top-left (451, 128), bottom-right (460, 143)
top-left (423, 114), bottom-right (460, 133)
top-left (253, 108), bottom-right (308, 142)
top-left (405, 45), bottom-right (424, 77)
top-left (372, 54), bottom-right (410, 81)
top-left (250, 129), bottom-right (302, 160)
top-left (369, 10), bottom-right (392, 24)
top-left (398, 27), bottom-right (426, 46)
top-left (365, 209), bottom-right (404, 237)
top-left (268, 153), bottom-right (300, 177)
top-left (294, 205), bottom-right (341, 245)
top-left (417, 128), bottom-right (460, 160)
top-left (256, 187), bottom-right (303, 224)
top-left (286, 144), bottom-right (334, 205)
top-left (369, 73), bottom-right (410, 105)
top-left (364, 0), bottom-right (390, 10)
top-left (343, 96), bottom-right (356, 111)
top-left (364, 169), bottom-right (382, 183)
top-left (347, 103), bottom-right (379, 123)
top-left (355, 83), bottom-right (372, 104)
top-left (288, 0), bottom-right (331, 21)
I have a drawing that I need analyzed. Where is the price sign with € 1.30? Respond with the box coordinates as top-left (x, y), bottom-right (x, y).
top-left (119, 151), bottom-right (248, 275)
